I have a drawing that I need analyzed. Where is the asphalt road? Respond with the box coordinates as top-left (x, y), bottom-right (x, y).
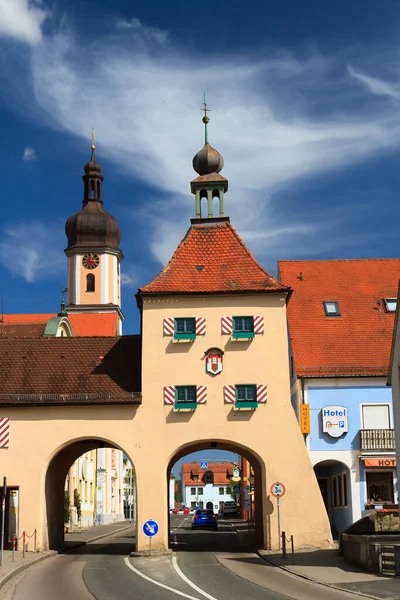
top-left (10, 515), bottom-right (361, 600)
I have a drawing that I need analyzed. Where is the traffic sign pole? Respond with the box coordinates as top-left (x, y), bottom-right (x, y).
top-left (277, 497), bottom-right (281, 550)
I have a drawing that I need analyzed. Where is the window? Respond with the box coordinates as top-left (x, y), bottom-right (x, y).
top-left (226, 486), bottom-right (232, 495)
top-left (366, 471), bottom-right (394, 502)
top-left (175, 386), bottom-right (196, 404)
top-left (219, 487), bottom-right (224, 495)
top-left (332, 472), bottom-right (348, 508)
top-left (323, 301), bottom-right (340, 316)
top-left (232, 316), bottom-right (254, 338)
top-left (235, 385), bottom-right (257, 408)
top-left (191, 501), bottom-right (197, 509)
top-left (192, 474), bottom-right (198, 482)
top-left (384, 298), bottom-right (397, 313)
top-left (362, 404), bottom-right (391, 429)
top-left (174, 318), bottom-right (196, 340)
top-left (190, 487), bottom-right (196, 495)
top-left (204, 471), bottom-right (214, 484)
top-left (197, 487), bottom-right (203, 495)
top-left (86, 273), bottom-right (95, 292)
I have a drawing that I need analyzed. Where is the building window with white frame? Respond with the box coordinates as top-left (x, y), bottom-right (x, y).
top-left (190, 487), bottom-right (196, 495)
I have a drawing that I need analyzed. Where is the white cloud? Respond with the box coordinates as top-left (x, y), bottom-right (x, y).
top-left (347, 65), bottom-right (400, 99)
top-left (23, 146), bottom-right (37, 161)
top-left (115, 17), bottom-right (169, 45)
top-left (5, 21), bottom-right (400, 267)
top-left (0, 0), bottom-right (48, 45)
top-left (0, 222), bottom-right (64, 282)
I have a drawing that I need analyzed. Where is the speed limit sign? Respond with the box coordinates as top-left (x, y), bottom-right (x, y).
top-left (271, 482), bottom-right (286, 497)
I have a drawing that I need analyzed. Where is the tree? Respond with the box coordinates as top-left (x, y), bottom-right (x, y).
top-left (74, 488), bottom-right (82, 522)
top-left (64, 490), bottom-right (70, 525)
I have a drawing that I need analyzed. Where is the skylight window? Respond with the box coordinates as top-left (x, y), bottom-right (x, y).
top-left (384, 298), bottom-right (397, 313)
top-left (323, 301), bottom-right (340, 317)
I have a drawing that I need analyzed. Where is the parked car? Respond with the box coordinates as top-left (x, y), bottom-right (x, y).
top-left (191, 509), bottom-right (218, 530)
top-left (222, 501), bottom-right (238, 515)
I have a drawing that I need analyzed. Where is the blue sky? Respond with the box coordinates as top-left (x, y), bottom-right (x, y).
top-left (2, 1), bottom-right (400, 333)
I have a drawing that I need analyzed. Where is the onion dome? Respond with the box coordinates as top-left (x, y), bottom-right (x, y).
top-left (192, 142), bottom-right (224, 175)
top-left (65, 136), bottom-right (121, 252)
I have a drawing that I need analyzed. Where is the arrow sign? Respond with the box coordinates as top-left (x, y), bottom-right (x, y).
top-left (143, 519), bottom-right (159, 537)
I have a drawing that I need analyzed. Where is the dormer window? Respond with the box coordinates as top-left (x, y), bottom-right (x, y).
top-left (384, 298), bottom-right (397, 313)
top-left (323, 301), bottom-right (340, 317)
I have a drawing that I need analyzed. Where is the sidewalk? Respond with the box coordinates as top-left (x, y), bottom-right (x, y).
top-left (259, 547), bottom-right (400, 600)
top-left (0, 520), bottom-right (133, 591)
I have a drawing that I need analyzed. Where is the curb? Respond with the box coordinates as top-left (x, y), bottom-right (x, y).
top-left (64, 524), bottom-right (133, 551)
top-left (257, 552), bottom-right (383, 600)
top-left (0, 524), bottom-right (134, 590)
top-left (0, 550), bottom-right (58, 590)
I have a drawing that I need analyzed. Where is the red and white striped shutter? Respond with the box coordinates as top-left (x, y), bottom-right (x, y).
top-left (221, 316), bottom-right (233, 334)
top-left (254, 316), bottom-right (264, 334)
top-left (196, 317), bottom-right (206, 335)
top-left (0, 418), bottom-right (10, 448)
top-left (196, 386), bottom-right (207, 404)
top-left (224, 385), bottom-right (236, 404)
top-left (257, 385), bottom-right (268, 404)
top-left (163, 386), bottom-right (175, 405)
top-left (163, 318), bottom-right (174, 336)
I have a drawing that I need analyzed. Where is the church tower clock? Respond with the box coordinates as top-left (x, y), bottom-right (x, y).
top-left (64, 133), bottom-right (123, 334)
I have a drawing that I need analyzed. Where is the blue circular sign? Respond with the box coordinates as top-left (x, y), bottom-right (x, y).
top-left (143, 520), bottom-right (159, 537)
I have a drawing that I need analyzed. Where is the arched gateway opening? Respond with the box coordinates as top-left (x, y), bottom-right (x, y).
top-left (45, 438), bottom-right (136, 550)
top-left (167, 440), bottom-right (263, 550)
top-left (314, 460), bottom-right (352, 538)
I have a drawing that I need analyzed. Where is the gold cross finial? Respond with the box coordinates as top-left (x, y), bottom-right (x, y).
top-left (91, 127), bottom-right (95, 151)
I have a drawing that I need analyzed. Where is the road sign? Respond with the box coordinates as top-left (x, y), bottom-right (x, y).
top-left (143, 520), bottom-right (159, 537)
top-left (233, 485), bottom-right (241, 494)
top-left (200, 461), bottom-right (208, 470)
top-left (270, 482), bottom-right (286, 497)
top-left (232, 467), bottom-right (240, 478)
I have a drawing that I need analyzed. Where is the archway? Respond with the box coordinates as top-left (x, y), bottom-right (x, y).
top-left (167, 439), bottom-right (264, 550)
top-left (313, 460), bottom-right (352, 537)
top-left (45, 437), bottom-right (136, 550)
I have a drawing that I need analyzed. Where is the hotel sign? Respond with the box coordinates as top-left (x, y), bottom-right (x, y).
top-left (300, 404), bottom-right (310, 434)
top-left (322, 406), bottom-right (348, 438)
top-left (364, 458), bottom-right (396, 467)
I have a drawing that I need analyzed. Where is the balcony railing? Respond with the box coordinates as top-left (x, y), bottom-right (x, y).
top-left (360, 429), bottom-right (396, 452)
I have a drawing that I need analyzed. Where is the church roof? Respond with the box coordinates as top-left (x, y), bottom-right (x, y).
top-left (139, 221), bottom-right (289, 295)
top-left (0, 313), bottom-right (118, 338)
top-left (278, 258), bottom-right (400, 377)
top-left (0, 336), bottom-right (141, 405)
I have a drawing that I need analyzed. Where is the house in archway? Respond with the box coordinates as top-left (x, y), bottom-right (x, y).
top-left (279, 259), bottom-right (400, 535)
top-left (181, 462), bottom-right (236, 513)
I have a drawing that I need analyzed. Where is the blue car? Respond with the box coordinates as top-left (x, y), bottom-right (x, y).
top-left (191, 509), bottom-right (218, 530)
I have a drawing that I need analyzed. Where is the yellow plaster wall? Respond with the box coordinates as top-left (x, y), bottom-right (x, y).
top-left (0, 293), bottom-right (331, 553)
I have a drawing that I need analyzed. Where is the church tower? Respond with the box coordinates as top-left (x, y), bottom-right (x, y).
top-left (65, 133), bottom-right (123, 334)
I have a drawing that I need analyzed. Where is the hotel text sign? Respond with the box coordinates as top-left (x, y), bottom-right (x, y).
top-left (300, 404), bottom-right (310, 434)
top-left (322, 406), bottom-right (348, 438)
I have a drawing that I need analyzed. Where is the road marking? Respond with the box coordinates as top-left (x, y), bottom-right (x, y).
top-left (124, 557), bottom-right (205, 600)
top-left (172, 556), bottom-right (218, 600)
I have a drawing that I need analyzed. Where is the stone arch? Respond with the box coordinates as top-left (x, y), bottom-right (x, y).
top-left (45, 436), bottom-right (136, 550)
top-left (166, 438), bottom-right (266, 547)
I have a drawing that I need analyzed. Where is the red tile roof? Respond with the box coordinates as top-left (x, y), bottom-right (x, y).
top-left (278, 259), bottom-right (400, 377)
top-left (0, 336), bottom-right (141, 405)
top-left (68, 313), bottom-right (118, 336)
top-left (139, 221), bottom-right (289, 295)
top-left (0, 314), bottom-right (52, 338)
top-left (0, 312), bottom-right (118, 338)
top-left (182, 462), bottom-right (234, 486)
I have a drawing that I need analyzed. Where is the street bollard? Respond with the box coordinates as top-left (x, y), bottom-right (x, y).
top-left (290, 535), bottom-right (294, 564)
top-left (22, 531), bottom-right (26, 557)
top-left (34, 529), bottom-right (37, 553)
top-left (12, 535), bottom-right (16, 562)
top-left (281, 531), bottom-right (287, 559)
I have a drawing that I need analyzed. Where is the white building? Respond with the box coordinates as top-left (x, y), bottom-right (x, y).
top-left (181, 462), bottom-right (236, 513)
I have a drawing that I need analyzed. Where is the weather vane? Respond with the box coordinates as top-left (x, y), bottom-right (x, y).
top-left (201, 93), bottom-right (210, 143)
